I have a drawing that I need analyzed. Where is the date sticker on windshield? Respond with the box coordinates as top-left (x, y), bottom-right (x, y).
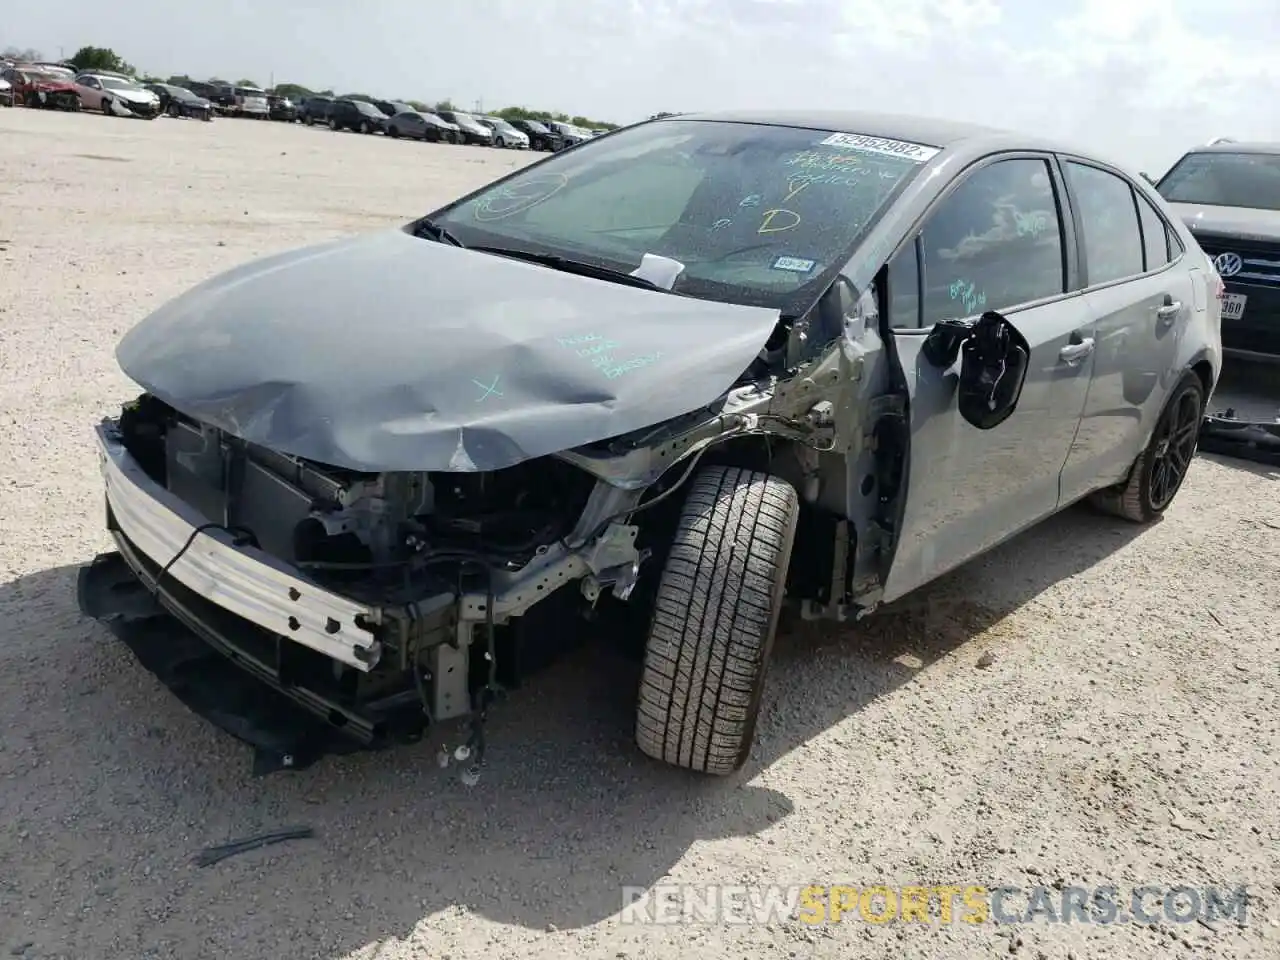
top-left (818, 133), bottom-right (940, 163)
top-left (771, 255), bottom-right (816, 273)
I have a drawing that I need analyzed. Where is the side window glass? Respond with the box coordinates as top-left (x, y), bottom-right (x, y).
top-left (919, 158), bottom-right (1064, 325)
top-left (888, 240), bottom-right (921, 329)
top-left (1064, 162), bottom-right (1144, 285)
top-left (1165, 224), bottom-right (1183, 262)
top-left (1135, 192), bottom-right (1169, 271)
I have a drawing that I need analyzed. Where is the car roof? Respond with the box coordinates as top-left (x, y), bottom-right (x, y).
top-left (670, 109), bottom-right (1082, 157)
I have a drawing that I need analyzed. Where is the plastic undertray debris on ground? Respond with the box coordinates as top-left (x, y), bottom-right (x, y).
top-left (1199, 357), bottom-right (1280, 467)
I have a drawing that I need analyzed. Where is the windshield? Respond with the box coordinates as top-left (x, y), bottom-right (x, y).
top-left (99, 77), bottom-right (135, 91)
top-left (356, 101), bottom-right (383, 115)
top-left (172, 87), bottom-right (197, 100)
top-left (426, 119), bottom-right (928, 314)
top-left (1157, 151), bottom-right (1280, 211)
top-left (236, 87), bottom-right (264, 98)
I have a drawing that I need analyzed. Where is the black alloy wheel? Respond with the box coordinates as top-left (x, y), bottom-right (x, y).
top-left (1148, 385), bottom-right (1202, 511)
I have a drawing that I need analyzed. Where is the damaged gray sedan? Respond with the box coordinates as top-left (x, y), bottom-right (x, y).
top-left (79, 110), bottom-right (1223, 777)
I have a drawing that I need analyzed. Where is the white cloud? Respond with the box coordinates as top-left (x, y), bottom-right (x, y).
top-left (4, 0), bottom-right (1276, 172)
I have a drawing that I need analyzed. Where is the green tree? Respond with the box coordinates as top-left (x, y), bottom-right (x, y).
top-left (2, 46), bottom-right (43, 62)
top-left (273, 82), bottom-right (313, 100)
top-left (166, 74), bottom-right (193, 86)
top-left (235, 78), bottom-right (260, 88)
top-left (434, 99), bottom-right (457, 112)
top-left (68, 45), bottom-right (135, 74)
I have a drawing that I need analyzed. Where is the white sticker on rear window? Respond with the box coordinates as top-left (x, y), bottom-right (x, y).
top-left (771, 255), bottom-right (816, 273)
top-left (819, 133), bottom-right (940, 163)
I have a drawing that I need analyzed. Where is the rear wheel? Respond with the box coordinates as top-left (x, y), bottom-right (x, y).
top-left (1089, 371), bottom-right (1205, 523)
top-left (328, 117), bottom-right (338, 131)
top-left (101, 96), bottom-right (112, 114)
top-left (635, 466), bottom-right (799, 775)
top-left (387, 126), bottom-right (398, 138)
top-left (360, 120), bottom-right (370, 134)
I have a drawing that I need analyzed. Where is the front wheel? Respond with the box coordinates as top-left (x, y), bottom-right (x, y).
top-left (1089, 371), bottom-right (1205, 523)
top-left (360, 120), bottom-right (370, 134)
top-left (328, 118), bottom-right (338, 130)
top-left (635, 466), bottom-right (799, 775)
top-left (101, 96), bottom-right (112, 115)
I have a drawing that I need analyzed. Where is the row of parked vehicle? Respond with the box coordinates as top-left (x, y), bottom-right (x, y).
top-left (0, 59), bottom-right (603, 153)
top-left (288, 94), bottom-right (598, 150)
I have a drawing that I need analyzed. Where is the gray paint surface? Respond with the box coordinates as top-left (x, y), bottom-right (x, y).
top-left (115, 229), bottom-right (782, 473)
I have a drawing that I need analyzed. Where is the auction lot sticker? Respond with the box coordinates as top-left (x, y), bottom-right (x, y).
top-left (819, 133), bottom-right (941, 163)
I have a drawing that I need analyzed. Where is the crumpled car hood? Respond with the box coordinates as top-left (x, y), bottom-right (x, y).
top-left (115, 229), bottom-right (782, 473)
top-left (1168, 202), bottom-right (1280, 244)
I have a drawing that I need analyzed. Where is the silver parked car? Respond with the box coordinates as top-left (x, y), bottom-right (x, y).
top-left (78, 110), bottom-right (1221, 777)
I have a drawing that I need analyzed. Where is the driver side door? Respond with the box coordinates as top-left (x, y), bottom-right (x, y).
top-left (881, 153), bottom-right (1096, 603)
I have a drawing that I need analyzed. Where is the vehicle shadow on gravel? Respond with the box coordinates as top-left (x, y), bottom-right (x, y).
top-left (0, 502), bottom-right (1147, 957)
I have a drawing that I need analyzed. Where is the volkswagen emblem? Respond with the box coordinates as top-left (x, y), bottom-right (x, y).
top-left (1213, 252), bottom-right (1243, 278)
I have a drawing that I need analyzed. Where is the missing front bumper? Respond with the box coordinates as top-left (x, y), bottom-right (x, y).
top-left (94, 421), bottom-right (386, 671)
top-left (77, 549), bottom-right (394, 772)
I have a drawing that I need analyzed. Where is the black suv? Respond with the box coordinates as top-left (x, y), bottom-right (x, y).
top-left (509, 118), bottom-right (560, 151)
top-left (328, 98), bottom-right (388, 134)
top-left (299, 95), bottom-right (333, 125)
top-left (267, 94), bottom-right (297, 122)
top-left (1157, 140), bottom-right (1280, 360)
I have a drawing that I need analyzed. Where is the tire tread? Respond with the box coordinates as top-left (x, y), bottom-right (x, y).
top-left (635, 466), bottom-right (798, 775)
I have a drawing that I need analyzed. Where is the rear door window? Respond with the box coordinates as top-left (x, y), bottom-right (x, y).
top-left (1064, 161), bottom-right (1144, 285)
top-left (917, 157), bottom-right (1066, 325)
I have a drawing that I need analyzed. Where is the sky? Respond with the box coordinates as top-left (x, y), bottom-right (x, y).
top-left (4, 0), bottom-right (1277, 174)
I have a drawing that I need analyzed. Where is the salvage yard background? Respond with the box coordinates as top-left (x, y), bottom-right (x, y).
top-left (1, 109), bottom-right (1278, 960)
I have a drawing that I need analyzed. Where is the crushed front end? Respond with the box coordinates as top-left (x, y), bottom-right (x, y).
top-left (80, 394), bottom-right (648, 773)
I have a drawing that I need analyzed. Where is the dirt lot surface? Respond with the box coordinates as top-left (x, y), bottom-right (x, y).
top-left (1, 108), bottom-right (1278, 960)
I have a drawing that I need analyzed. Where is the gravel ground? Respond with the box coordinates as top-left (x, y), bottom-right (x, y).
top-left (1, 108), bottom-right (1278, 960)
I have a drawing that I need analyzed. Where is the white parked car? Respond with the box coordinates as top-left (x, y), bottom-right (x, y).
top-left (0, 74), bottom-right (12, 107)
top-left (74, 72), bottom-right (160, 118)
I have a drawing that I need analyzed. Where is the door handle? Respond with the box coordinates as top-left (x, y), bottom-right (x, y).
top-left (1156, 300), bottom-right (1182, 323)
top-left (1058, 338), bottom-right (1095, 364)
